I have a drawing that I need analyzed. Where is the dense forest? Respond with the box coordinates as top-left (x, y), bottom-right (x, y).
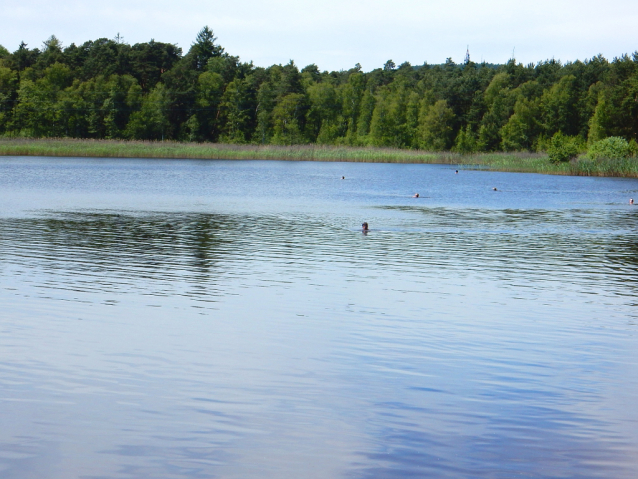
top-left (0, 27), bottom-right (637, 152)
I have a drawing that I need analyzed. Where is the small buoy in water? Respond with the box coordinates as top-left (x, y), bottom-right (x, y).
top-left (362, 222), bottom-right (369, 231)
top-left (630, 198), bottom-right (634, 205)
top-left (493, 187), bottom-right (498, 191)
top-left (413, 193), bottom-right (420, 198)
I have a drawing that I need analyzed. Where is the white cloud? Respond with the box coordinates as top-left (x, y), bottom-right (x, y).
top-left (1, 0), bottom-right (636, 70)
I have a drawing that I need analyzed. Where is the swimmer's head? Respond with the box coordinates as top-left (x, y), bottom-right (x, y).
top-left (361, 222), bottom-right (369, 231)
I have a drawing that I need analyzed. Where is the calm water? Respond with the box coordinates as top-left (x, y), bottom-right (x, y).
top-left (1, 157), bottom-right (638, 479)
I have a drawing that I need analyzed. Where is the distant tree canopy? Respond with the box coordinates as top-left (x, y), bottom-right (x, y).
top-left (0, 27), bottom-right (637, 151)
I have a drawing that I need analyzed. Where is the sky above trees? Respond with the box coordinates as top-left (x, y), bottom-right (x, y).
top-left (1, 0), bottom-right (637, 71)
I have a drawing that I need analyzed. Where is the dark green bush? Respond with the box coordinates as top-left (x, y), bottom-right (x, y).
top-left (588, 137), bottom-right (632, 160)
top-left (547, 132), bottom-right (579, 164)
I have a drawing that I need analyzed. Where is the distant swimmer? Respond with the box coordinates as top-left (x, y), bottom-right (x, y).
top-left (631, 198), bottom-right (634, 205)
top-left (455, 170), bottom-right (459, 174)
top-left (341, 176), bottom-right (345, 180)
top-left (362, 222), bottom-right (369, 232)
top-left (413, 193), bottom-right (420, 198)
top-left (492, 187), bottom-right (498, 191)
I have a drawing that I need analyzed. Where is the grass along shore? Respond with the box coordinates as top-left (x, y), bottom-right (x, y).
top-left (1, 138), bottom-right (638, 177)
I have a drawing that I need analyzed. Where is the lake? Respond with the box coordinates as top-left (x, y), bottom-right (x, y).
top-left (1, 157), bottom-right (638, 479)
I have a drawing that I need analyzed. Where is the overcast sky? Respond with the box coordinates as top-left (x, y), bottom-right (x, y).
top-left (2, 0), bottom-right (637, 71)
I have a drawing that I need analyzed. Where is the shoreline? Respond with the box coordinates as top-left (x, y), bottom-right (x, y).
top-left (1, 138), bottom-right (637, 178)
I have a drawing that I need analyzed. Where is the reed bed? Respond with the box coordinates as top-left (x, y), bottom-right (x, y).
top-left (2, 138), bottom-right (638, 177)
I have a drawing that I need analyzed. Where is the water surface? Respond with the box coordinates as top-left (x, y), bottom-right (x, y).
top-left (1, 157), bottom-right (638, 478)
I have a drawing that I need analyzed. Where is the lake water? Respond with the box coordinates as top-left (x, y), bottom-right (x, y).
top-left (1, 157), bottom-right (638, 479)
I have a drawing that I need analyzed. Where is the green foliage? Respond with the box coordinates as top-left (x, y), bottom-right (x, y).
top-left (452, 125), bottom-right (477, 153)
top-left (588, 91), bottom-right (610, 144)
top-left (483, 73), bottom-right (509, 106)
top-left (587, 136), bottom-right (633, 160)
top-left (186, 71), bottom-right (224, 141)
top-left (130, 40), bottom-right (181, 91)
top-left (219, 79), bottom-right (251, 143)
top-left (547, 132), bottom-right (580, 164)
top-left (418, 100), bottom-right (455, 150)
top-left (500, 97), bottom-right (541, 151)
top-left (190, 26), bottom-right (223, 70)
top-left (383, 60), bottom-right (396, 72)
top-left (369, 83), bottom-right (415, 148)
top-left (340, 72), bottom-right (365, 143)
top-left (541, 75), bottom-right (579, 136)
top-left (0, 66), bottom-right (17, 130)
top-left (271, 93), bottom-right (308, 145)
top-left (477, 73), bottom-right (516, 151)
top-left (125, 83), bottom-right (169, 140)
top-left (306, 81), bottom-right (339, 143)
top-left (207, 55), bottom-right (240, 84)
top-left (356, 88), bottom-right (375, 139)
top-left (0, 30), bottom-right (637, 154)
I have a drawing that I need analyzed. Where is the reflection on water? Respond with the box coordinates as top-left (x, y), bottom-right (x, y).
top-left (4, 207), bottom-right (637, 298)
top-left (1, 158), bottom-right (638, 479)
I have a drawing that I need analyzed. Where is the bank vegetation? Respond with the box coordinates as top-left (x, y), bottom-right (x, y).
top-left (3, 138), bottom-right (638, 177)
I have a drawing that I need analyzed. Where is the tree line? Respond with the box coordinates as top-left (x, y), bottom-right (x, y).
top-left (0, 27), bottom-right (637, 152)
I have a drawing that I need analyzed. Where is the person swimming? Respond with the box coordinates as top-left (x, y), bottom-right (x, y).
top-left (630, 198), bottom-right (634, 205)
top-left (493, 187), bottom-right (498, 191)
top-left (413, 193), bottom-right (419, 198)
top-left (455, 170), bottom-right (458, 174)
top-left (362, 222), bottom-right (369, 231)
top-left (341, 176), bottom-right (345, 180)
